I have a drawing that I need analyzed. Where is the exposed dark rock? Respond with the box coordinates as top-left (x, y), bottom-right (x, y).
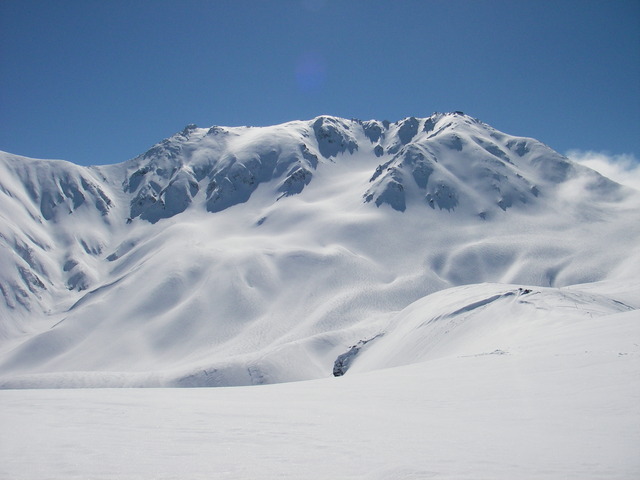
top-left (333, 334), bottom-right (383, 376)
top-left (313, 117), bottom-right (358, 158)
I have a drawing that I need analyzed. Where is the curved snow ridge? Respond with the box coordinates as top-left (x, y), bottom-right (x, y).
top-left (347, 282), bottom-right (639, 374)
top-left (1, 281), bottom-right (636, 389)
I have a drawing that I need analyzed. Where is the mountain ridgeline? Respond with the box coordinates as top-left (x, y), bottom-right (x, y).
top-left (2, 113), bottom-right (618, 226)
top-left (0, 112), bottom-right (636, 388)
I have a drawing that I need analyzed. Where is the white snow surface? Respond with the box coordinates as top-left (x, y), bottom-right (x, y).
top-left (0, 113), bottom-right (639, 477)
top-left (1, 281), bottom-right (639, 478)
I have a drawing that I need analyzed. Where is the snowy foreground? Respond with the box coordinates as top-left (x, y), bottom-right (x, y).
top-left (2, 281), bottom-right (639, 479)
top-left (1, 349), bottom-right (638, 480)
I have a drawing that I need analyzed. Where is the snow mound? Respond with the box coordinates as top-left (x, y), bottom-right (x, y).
top-left (348, 282), bottom-right (639, 374)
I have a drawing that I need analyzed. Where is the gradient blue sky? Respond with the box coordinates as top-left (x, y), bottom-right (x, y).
top-left (1, 0), bottom-right (639, 166)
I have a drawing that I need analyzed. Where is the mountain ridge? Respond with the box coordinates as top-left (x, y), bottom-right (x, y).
top-left (0, 113), bottom-right (638, 388)
top-left (2, 112), bottom-right (627, 226)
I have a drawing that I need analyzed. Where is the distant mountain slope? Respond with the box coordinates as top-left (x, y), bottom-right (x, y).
top-left (1, 113), bottom-right (639, 387)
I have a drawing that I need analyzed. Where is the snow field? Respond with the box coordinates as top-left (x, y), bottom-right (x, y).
top-left (1, 280), bottom-right (638, 478)
top-left (0, 113), bottom-right (639, 478)
top-left (1, 330), bottom-right (638, 479)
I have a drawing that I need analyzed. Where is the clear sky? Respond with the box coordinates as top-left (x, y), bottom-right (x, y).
top-left (1, 0), bottom-right (639, 166)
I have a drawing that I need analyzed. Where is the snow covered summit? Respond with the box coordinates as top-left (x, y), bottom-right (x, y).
top-left (0, 112), bottom-right (624, 226)
top-left (0, 113), bottom-right (638, 388)
top-left (107, 112), bottom-right (624, 221)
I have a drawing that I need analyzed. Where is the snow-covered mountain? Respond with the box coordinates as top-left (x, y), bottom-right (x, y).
top-left (1, 112), bottom-right (639, 388)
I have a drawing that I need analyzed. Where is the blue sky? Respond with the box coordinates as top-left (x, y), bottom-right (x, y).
top-left (1, 0), bottom-right (639, 166)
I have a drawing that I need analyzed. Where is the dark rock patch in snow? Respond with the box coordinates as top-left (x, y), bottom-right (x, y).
top-left (362, 120), bottom-right (384, 143)
top-left (387, 117), bottom-right (420, 154)
top-left (426, 182), bottom-right (459, 211)
top-left (313, 117), bottom-right (358, 158)
top-left (471, 136), bottom-right (512, 164)
top-left (506, 139), bottom-right (530, 157)
top-left (278, 167), bottom-right (313, 197)
top-left (333, 334), bottom-right (383, 376)
top-left (66, 271), bottom-right (90, 291)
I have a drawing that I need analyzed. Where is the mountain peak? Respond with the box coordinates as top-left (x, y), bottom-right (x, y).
top-left (0, 114), bottom-right (638, 388)
top-left (0, 115), bottom-right (620, 222)
top-left (0, 114), bottom-right (624, 226)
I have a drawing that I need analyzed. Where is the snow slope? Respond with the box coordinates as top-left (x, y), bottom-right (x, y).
top-left (1, 280), bottom-right (638, 479)
top-left (0, 113), bottom-right (639, 388)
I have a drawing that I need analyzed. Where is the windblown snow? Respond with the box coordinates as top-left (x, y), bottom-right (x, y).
top-left (1, 113), bottom-right (639, 479)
